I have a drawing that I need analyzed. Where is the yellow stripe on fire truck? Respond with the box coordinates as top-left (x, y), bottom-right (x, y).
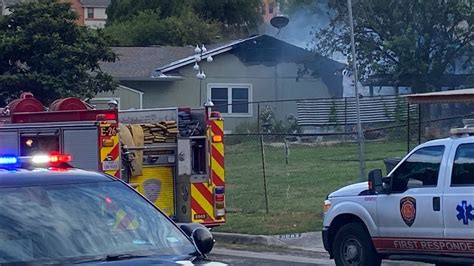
top-left (191, 119), bottom-right (225, 224)
top-left (99, 122), bottom-right (120, 178)
top-left (191, 184), bottom-right (215, 222)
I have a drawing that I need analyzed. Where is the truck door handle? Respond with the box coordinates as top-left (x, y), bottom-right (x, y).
top-left (433, 197), bottom-right (440, 211)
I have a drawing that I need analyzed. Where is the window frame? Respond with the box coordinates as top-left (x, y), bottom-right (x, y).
top-left (388, 145), bottom-right (445, 192)
top-left (207, 83), bottom-right (253, 118)
top-left (86, 7), bottom-right (94, 19)
top-left (451, 143), bottom-right (474, 187)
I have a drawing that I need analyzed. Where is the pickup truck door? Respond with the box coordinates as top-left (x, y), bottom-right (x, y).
top-left (442, 140), bottom-right (474, 255)
top-left (374, 144), bottom-right (448, 252)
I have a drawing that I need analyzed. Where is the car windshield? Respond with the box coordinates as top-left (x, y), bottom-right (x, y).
top-left (0, 180), bottom-right (196, 264)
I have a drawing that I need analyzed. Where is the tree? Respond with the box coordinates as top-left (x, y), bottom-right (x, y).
top-left (291, 0), bottom-right (473, 92)
top-left (193, 0), bottom-right (262, 38)
top-left (0, 0), bottom-right (117, 105)
top-left (106, 0), bottom-right (187, 24)
top-left (105, 0), bottom-right (262, 46)
top-left (105, 8), bottom-right (220, 46)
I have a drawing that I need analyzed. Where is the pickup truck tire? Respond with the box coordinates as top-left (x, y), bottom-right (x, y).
top-left (333, 222), bottom-right (381, 266)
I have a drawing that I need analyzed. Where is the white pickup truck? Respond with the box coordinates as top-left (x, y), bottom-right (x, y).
top-left (323, 128), bottom-right (474, 266)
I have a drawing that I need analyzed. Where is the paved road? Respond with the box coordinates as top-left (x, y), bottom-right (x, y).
top-left (209, 247), bottom-right (430, 265)
top-left (209, 248), bottom-right (332, 265)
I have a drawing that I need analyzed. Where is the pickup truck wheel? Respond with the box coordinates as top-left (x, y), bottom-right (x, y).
top-left (333, 222), bottom-right (381, 266)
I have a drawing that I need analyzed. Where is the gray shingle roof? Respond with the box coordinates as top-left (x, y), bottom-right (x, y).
top-left (79, 0), bottom-right (110, 7)
top-left (3, 0), bottom-right (22, 5)
top-left (100, 46), bottom-right (194, 79)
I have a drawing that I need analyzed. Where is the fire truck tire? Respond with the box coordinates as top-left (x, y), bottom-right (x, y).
top-left (333, 222), bottom-right (381, 266)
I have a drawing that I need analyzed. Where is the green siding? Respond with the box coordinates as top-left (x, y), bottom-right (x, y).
top-left (100, 53), bottom-right (332, 131)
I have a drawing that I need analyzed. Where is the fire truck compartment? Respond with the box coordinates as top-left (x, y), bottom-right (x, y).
top-left (131, 144), bottom-right (177, 217)
top-left (20, 132), bottom-right (59, 156)
top-left (132, 166), bottom-right (175, 217)
top-left (191, 137), bottom-right (208, 177)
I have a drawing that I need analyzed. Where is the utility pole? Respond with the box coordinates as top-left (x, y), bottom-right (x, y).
top-left (347, 0), bottom-right (366, 181)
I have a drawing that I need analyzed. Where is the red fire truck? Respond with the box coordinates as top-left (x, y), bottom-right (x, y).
top-left (0, 93), bottom-right (226, 227)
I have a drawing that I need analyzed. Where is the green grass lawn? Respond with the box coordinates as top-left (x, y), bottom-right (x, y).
top-left (215, 139), bottom-right (407, 235)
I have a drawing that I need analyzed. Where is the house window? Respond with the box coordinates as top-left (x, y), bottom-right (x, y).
top-left (208, 84), bottom-right (252, 116)
top-left (232, 88), bottom-right (249, 113)
top-left (211, 87), bottom-right (229, 113)
top-left (87, 7), bottom-right (94, 18)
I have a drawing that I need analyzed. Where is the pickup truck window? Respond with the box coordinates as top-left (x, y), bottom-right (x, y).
top-left (391, 146), bottom-right (445, 192)
top-left (452, 143), bottom-right (474, 186)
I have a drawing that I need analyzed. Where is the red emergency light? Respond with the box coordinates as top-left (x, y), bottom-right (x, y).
top-left (31, 153), bottom-right (72, 164)
top-left (96, 113), bottom-right (117, 121)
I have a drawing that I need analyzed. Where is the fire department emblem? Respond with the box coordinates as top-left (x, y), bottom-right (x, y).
top-left (400, 197), bottom-right (416, 227)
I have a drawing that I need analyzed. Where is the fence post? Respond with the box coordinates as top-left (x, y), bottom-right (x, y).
top-left (407, 102), bottom-right (411, 153)
top-left (418, 104), bottom-right (421, 144)
top-left (257, 102), bottom-right (260, 132)
top-left (258, 103), bottom-right (269, 214)
top-left (344, 97), bottom-right (348, 143)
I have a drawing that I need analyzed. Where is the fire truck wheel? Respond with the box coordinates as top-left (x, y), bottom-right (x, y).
top-left (333, 222), bottom-right (381, 266)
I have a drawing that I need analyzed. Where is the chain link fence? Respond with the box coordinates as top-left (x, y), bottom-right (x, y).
top-left (218, 97), bottom-right (474, 232)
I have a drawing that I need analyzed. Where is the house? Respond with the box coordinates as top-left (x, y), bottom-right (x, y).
top-left (97, 35), bottom-right (345, 131)
top-left (0, 0), bottom-right (110, 29)
top-left (78, 0), bottom-right (110, 29)
top-left (0, 0), bottom-right (22, 15)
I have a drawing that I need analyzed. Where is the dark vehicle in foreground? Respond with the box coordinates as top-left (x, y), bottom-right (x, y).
top-left (0, 154), bottom-right (223, 265)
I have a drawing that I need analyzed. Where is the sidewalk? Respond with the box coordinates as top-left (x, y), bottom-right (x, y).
top-left (212, 231), bottom-right (326, 253)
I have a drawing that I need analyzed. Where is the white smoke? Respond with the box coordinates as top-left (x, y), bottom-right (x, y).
top-left (262, 0), bottom-right (346, 63)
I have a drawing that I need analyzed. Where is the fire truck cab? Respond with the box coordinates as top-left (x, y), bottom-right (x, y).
top-left (0, 93), bottom-right (225, 227)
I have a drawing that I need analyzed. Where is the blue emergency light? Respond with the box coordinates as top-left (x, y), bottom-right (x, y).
top-left (0, 156), bottom-right (19, 165)
top-left (215, 186), bottom-right (225, 194)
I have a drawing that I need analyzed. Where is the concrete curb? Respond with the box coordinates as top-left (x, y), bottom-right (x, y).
top-left (213, 232), bottom-right (288, 247)
top-left (213, 231), bottom-right (327, 253)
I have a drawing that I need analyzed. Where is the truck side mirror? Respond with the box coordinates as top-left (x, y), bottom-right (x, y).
top-left (191, 227), bottom-right (215, 255)
top-left (368, 169), bottom-right (383, 194)
top-left (178, 223), bottom-right (215, 256)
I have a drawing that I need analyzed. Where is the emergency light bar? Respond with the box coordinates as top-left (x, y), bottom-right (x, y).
top-left (450, 127), bottom-right (474, 136)
top-left (31, 154), bottom-right (72, 164)
top-left (0, 154), bottom-right (72, 167)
